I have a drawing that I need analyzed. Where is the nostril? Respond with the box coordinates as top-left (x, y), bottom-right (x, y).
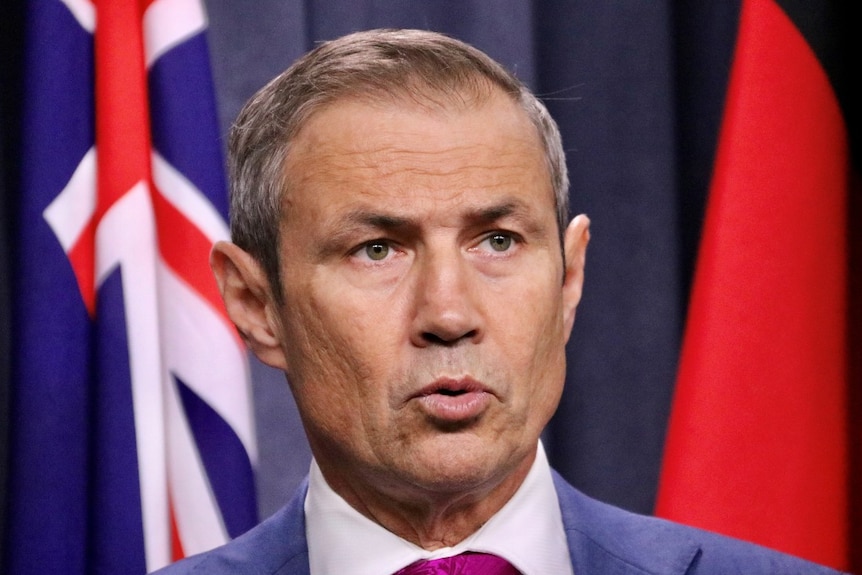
top-left (421, 329), bottom-right (478, 346)
top-left (422, 332), bottom-right (447, 345)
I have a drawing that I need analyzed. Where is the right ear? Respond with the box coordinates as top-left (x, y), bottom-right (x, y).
top-left (210, 241), bottom-right (288, 371)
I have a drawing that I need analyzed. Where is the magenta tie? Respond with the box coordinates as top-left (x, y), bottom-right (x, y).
top-left (392, 552), bottom-right (521, 575)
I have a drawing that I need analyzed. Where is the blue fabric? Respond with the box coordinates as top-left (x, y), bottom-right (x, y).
top-left (6, 2), bottom-right (98, 573)
top-left (3, 1), bottom-right (256, 572)
top-left (152, 472), bottom-right (844, 575)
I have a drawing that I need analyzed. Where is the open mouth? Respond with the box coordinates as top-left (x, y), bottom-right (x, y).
top-left (418, 376), bottom-right (486, 397)
top-left (414, 377), bottom-right (491, 423)
top-left (435, 388), bottom-right (467, 397)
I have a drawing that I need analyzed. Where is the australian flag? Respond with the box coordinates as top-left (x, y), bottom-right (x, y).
top-left (6, 1), bottom-right (258, 573)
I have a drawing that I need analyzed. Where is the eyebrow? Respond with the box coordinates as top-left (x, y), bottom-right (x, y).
top-left (346, 211), bottom-right (415, 232)
top-left (464, 201), bottom-right (526, 227)
top-left (344, 199), bottom-right (532, 230)
top-left (317, 198), bottom-right (541, 258)
top-left (314, 211), bottom-right (416, 259)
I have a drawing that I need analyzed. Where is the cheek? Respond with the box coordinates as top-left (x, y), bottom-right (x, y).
top-left (497, 274), bottom-right (565, 350)
top-left (281, 290), bottom-right (396, 425)
top-left (499, 284), bottom-right (567, 405)
top-left (282, 302), bottom-right (357, 403)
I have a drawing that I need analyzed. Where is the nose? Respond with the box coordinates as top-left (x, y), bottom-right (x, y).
top-left (410, 247), bottom-right (483, 347)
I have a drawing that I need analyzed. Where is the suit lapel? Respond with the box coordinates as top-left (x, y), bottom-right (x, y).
top-left (553, 472), bottom-right (700, 575)
top-left (259, 479), bottom-right (311, 575)
top-left (273, 552), bottom-right (311, 575)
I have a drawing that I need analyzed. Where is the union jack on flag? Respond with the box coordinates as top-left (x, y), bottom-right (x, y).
top-left (7, 0), bottom-right (258, 573)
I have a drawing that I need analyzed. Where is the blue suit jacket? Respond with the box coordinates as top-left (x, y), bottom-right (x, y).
top-left (153, 472), bottom-right (844, 574)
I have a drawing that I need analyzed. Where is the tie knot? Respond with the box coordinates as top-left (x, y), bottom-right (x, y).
top-left (393, 552), bottom-right (521, 575)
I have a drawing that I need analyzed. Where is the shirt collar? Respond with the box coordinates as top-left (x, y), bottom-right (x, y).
top-left (305, 442), bottom-right (573, 575)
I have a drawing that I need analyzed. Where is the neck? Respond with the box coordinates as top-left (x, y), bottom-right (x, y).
top-left (318, 449), bottom-right (536, 550)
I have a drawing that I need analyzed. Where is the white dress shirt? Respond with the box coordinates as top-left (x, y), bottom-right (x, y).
top-left (305, 442), bottom-right (574, 575)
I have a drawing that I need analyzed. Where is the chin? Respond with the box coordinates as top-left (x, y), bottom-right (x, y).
top-left (396, 433), bottom-right (529, 496)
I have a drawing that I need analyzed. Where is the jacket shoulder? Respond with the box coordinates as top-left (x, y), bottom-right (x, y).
top-left (149, 480), bottom-right (310, 575)
top-left (552, 471), bottom-right (845, 575)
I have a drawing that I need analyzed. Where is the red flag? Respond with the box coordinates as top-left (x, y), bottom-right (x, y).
top-left (656, 0), bottom-right (851, 569)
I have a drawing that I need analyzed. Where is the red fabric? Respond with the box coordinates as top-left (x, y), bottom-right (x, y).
top-left (656, 0), bottom-right (849, 569)
top-left (150, 189), bottom-right (232, 332)
top-left (85, 0), bottom-right (151, 316)
top-left (94, 0), bottom-right (151, 218)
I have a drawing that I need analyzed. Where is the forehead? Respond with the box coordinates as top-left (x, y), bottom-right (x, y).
top-left (282, 90), bottom-right (552, 216)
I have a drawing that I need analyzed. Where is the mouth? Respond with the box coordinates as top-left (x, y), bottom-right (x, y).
top-left (412, 377), bottom-right (493, 424)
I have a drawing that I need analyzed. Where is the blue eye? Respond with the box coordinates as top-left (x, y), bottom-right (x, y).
top-left (487, 233), bottom-right (512, 252)
top-left (364, 242), bottom-right (390, 260)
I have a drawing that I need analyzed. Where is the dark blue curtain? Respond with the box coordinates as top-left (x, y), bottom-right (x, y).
top-left (0, 0), bottom-right (25, 563)
top-left (0, 0), bottom-right (741, 529)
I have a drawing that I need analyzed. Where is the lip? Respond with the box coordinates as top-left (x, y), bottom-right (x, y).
top-left (412, 377), bottom-right (493, 423)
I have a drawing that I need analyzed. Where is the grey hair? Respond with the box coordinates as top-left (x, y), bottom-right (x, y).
top-left (228, 28), bottom-right (569, 301)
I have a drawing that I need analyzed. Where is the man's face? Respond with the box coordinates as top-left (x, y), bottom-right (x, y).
top-left (267, 91), bottom-right (582, 504)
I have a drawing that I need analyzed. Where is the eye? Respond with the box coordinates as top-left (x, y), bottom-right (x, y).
top-left (484, 233), bottom-right (513, 252)
top-left (362, 241), bottom-right (390, 261)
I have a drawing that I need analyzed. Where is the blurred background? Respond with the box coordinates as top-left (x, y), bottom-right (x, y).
top-left (1, 1), bottom-right (858, 573)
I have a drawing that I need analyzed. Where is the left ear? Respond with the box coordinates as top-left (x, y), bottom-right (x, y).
top-left (561, 214), bottom-right (590, 343)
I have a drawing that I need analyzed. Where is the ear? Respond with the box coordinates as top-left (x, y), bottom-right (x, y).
top-left (561, 214), bottom-right (590, 343)
top-left (210, 241), bottom-right (289, 371)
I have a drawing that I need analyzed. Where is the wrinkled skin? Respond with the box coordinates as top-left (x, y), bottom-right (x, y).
top-left (212, 90), bottom-right (590, 548)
